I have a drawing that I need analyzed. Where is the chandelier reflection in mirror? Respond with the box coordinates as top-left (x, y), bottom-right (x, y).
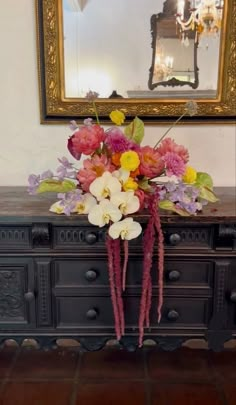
top-left (176, 0), bottom-right (224, 44)
top-left (153, 38), bottom-right (174, 82)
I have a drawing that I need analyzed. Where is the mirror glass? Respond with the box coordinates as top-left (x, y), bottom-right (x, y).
top-left (62, 0), bottom-right (223, 99)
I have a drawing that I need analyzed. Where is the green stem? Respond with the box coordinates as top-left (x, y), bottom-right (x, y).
top-left (153, 112), bottom-right (187, 149)
top-left (92, 101), bottom-right (100, 125)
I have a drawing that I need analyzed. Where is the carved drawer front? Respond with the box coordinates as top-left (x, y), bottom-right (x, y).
top-left (0, 226), bottom-right (30, 250)
top-left (163, 225), bottom-right (213, 249)
top-left (53, 226), bottom-right (106, 250)
top-left (0, 258), bottom-right (36, 328)
top-left (54, 296), bottom-right (212, 330)
top-left (53, 258), bottom-right (213, 292)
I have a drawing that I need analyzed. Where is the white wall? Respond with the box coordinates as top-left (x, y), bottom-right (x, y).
top-left (0, 0), bottom-right (235, 187)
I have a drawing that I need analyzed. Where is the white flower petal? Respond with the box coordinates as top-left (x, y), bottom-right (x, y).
top-left (88, 199), bottom-right (122, 228)
top-left (49, 201), bottom-right (64, 214)
top-left (108, 217), bottom-right (142, 240)
top-left (75, 193), bottom-right (97, 214)
top-left (88, 204), bottom-right (105, 227)
top-left (89, 172), bottom-right (121, 200)
top-left (112, 168), bottom-right (130, 183)
top-left (110, 191), bottom-right (140, 215)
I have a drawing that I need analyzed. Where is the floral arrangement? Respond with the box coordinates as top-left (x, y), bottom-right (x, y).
top-left (28, 93), bottom-right (218, 346)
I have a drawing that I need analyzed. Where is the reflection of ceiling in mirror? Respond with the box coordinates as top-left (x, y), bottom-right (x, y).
top-left (62, 0), bottom-right (222, 99)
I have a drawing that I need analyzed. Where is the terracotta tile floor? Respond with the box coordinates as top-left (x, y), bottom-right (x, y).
top-left (0, 344), bottom-right (236, 405)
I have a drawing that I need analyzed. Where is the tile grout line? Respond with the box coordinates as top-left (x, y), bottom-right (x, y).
top-left (70, 351), bottom-right (83, 405)
top-left (143, 350), bottom-right (151, 405)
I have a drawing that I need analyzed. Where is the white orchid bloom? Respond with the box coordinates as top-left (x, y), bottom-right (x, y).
top-left (110, 191), bottom-right (140, 215)
top-left (112, 168), bottom-right (130, 184)
top-left (49, 201), bottom-right (64, 214)
top-left (88, 199), bottom-right (122, 227)
top-left (89, 172), bottom-right (121, 201)
top-left (109, 217), bottom-right (142, 240)
top-left (75, 193), bottom-right (97, 214)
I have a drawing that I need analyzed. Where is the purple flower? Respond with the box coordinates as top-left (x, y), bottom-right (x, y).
top-left (28, 174), bottom-right (40, 194)
top-left (58, 157), bottom-right (74, 169)
top-left (57, 190), bottom-right (83, 216)
top-left (84, 118), bottom-right (93, 126)
top-left (69, 120), bottom-right (79, 131)
top-left (85, 90), bottom-right (99, 101)
top-left (40, 170), bottom-right (54, 180)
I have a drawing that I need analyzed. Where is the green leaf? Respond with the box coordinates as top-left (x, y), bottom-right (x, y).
top-left (195, 172), bottom-right (213, 190)
top-left (199, 186), bottom-right (219, 203)
top-left (37, 179), bottom-right (76, 194)
top-left (158, 200), bottom-right (191, 216)
top-left (138, 177), bottom-right (150, 191)
top-left (124, 117), bottom-right (144, 144)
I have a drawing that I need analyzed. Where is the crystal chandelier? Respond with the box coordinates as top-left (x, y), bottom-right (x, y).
top-left (176, 0), bottom-right (224, 43)
top-left (154, 39), bottom-right (174, 82)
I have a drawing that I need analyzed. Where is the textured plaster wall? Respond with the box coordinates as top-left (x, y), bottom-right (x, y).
top-left (0, 0), bottom-right (235, 187)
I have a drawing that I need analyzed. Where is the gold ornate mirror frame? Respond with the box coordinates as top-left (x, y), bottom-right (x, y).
top-left (36, 0), bottom-right (236, 124)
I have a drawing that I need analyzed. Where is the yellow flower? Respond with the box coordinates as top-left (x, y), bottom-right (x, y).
top-left (182, 166), bottom-right (197, 184)
top-left (120, 151), bottom-right (140, 172)
top-left (123, 178), bottom-right (138, 191)
top-left (109, 110), bottom-right (125, 126)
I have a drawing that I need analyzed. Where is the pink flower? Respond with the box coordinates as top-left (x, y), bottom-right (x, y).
top-left (162, 152), bottom-right (186, 177)
top-left (105, 128), bottom-right (140, 153)
top-left (77, 155), bottom-right (115, 191)
top-left (156, 138), bottom-right (189, 163)
top-left (138, 146), bottom-right (164, 178)
top-left (72, 125), bottom-right (105, 155)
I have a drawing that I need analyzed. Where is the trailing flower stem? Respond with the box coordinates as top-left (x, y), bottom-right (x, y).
top-left (122, 240), bottom-right (129, 291)
top-left (139, 216), bottom-right (155, 347)
top-left (106, 236), bottom-right (121, 340)
top-left (113, 238), bottom-right (125, 336)
top-left (153, 113), bottom-right (186, 149)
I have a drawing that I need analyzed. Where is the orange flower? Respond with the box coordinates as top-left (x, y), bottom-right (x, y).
top-left (112, 152), bottom-right (122, 167)
top-left (130, 168), bottom-right (140, 178)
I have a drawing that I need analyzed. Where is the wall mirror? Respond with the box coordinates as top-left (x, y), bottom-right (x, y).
top-left (36, 0), bottom-right (235, 124)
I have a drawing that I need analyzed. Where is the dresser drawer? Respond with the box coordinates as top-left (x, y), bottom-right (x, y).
top-left (162, 225), bottom-right (213, 250)
top-left (0, 226), bottom-right (31, 250)
top-left (54, 296), bottom-right (212, 330)
top-left (52, 224), bottom-right (213, 251)
top-left (53, 258), bottom-right (213, 291)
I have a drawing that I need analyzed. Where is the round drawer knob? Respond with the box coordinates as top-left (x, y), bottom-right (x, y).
top-left (230, 290), bottom-right (236, 303)
top-left (85, 232), bottom-right (97, 245)
top-left (86, 308), bottom-right (98, 320)
top-left (167, 309), bottom-right (179, 321)
top-left (169, 233), bottom-right (181, 246)
top-left (167, 270), bottom-right (181, 282)
top-left (85, 269), bottom-right (98, 282)
top-left (24, 291), bottom-right (35, 302)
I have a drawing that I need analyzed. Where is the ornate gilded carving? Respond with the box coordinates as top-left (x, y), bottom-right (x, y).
top-left (36, 0), bottom-right (236, 123)
top-left (0, 271), bottom-right (24, 319)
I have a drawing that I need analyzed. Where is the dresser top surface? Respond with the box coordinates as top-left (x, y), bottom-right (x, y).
top-left (0, 186), bottom-right (235, 224)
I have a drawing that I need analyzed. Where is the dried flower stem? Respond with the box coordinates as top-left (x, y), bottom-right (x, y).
top-left (153, 113), bottom-right (186, 149)
top-left (92, 101), bottom-right (100, 125)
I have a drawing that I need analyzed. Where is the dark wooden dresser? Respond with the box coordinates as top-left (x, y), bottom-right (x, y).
top-left (0, 187), bottom-right (235, 351)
